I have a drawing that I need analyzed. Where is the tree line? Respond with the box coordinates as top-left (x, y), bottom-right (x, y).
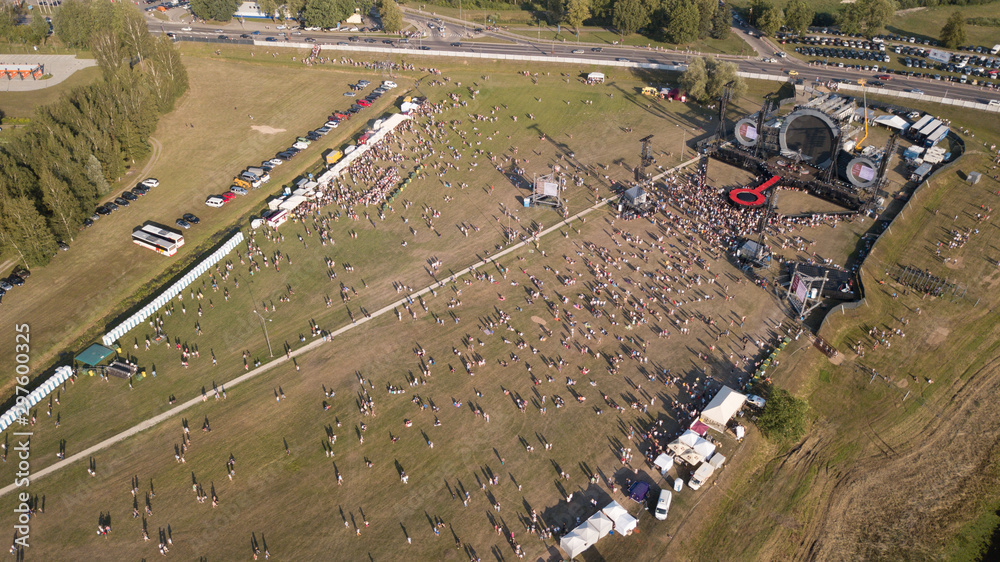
top-left (190, 0), bottom-right (404, 32)
top-left (0, 0), bottom-right (188, 267)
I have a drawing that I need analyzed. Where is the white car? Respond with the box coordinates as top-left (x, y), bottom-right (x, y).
top-left (268, 158), bottom-right (283, 166)
top-left (205, 196), bottom-right (224, 207)
top-left (747, 394), bottom-right (766, 409)
top-left (326, 121), bottom-right (340, 128)
top-left (181, 26), bottom-right (192, 31)
top-left (292, 141), bottom-right (309, 150)
top-left (141, 178), bottom-right (159, 188)
top-left (654, 489), bottom-right (672, 521)
top-left (382, 81), bottom-right (397, 89)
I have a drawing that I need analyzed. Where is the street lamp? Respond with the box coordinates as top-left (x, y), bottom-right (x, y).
top-left (252, 309), bottom-right (274, 357)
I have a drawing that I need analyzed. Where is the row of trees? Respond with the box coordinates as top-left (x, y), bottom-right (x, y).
top-left (188, 0), bottom-right (403, 32)
top-left (679, 56), bottom-right (746, 103)
top-left (0, 1), bottom-right (189, 267)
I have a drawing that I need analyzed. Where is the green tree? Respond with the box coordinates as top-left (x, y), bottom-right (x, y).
top-left (29, 14), bottom-right (50, 45)
top-left (705, 56), bottom-right (746, 102)
top-left (667, 0), bottom-right (701, 44)
top-left (379, 0), bottom-right (404, 33)
top-left (0, 194), bottom-right (58, 267)
top-left (547, 0), bottom-right (564, 24)
top-left (694, 0), bottom-right (715, 39)
top-left (784, 0), bottom-right (813, 34)
top-left (757, 3), bottom-right (784, 37)
top-left (680, 55), bottom-right (708, 101)
top-left (257, 0), bottom-right (278, 20)
top-left (755, 387), bottom-right (809, 443)
top-left (564, 0), bottom-right (591, 35)
top-left (839, 0), bottom-right (895, 37)
top-left (302, 0), bottom-right (352, 29)
top-left (710, 3), bottom-right (731, 39)
top-left (613, 0), bottom-right (649, 37)
top-left (189, 0), bottom-right (241, 22)
top-left (37, 167), bottom-right (82, 241)
top-left (939, 10), bottom-right (966, 49)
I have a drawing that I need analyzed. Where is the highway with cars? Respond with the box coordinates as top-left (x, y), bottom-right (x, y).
top-left (146, 11), bottom-right (1000, 107)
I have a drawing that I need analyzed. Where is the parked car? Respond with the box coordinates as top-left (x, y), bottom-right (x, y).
top-left (114, 197), bottom-right (130, 207)
top-left (268, 158), bottom-right (283, 166)
top-left (96, 205), bottom-right (112, 215)
top-left (358, 99), bottom-right (372, 107)
top-left (58, 241), bottom-right (70, 251)
top-left (82, 218), bottom-right (94, 228)
top-left (205, 196), bottom-right (225, 207)
top-left (221, 192), bottom-right (237, 201)
top-left (8, 275), bottom-right (24, 287)
top-left (141, 178), bottom-right (159, 188)
top-left (183, 213), bottom-right (200, 224)
top-left (106, 201), bottom-right (119, 212)
top-left (176, 219), bottom-right (191, 229)
top-left (131, 186), bottom-right (148, 196)
top-left (0, 279), bottom-right (12, 291)
top-left (746, 394), bottom-right (766, 409)
top-left (121, 191), bottom-right (138, 201)
top-left (230, 185), bottom-right (248, 195)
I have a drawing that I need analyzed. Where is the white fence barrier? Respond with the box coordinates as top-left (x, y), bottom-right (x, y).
top-left (101, 231), bottom-right (245, 347)
top-left (736, 71), bottom-right (1000, 113)
top-left (0, 366), bottom-right (73, 434)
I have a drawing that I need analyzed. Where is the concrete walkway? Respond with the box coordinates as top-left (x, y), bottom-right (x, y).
top-left (0, 155), bottom-right (700, 499)
top-left (0, 55), bottom-right (97, 92)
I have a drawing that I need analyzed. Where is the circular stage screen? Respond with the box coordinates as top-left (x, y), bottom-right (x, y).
top-left (845, 156), bottom-right (878, 188)
top-left (779, 109), bottom-right (839, 168)
top-left (734, 118), bottom-right (758, 147)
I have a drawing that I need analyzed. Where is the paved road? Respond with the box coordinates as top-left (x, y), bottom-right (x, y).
top-left (0, 54), bottom-right (97, 92)
top-left (144, 9), bottom-right (1000, 106)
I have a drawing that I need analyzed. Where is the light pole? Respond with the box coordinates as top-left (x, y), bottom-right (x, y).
top-left (252, 309), bottom-right (274, 357)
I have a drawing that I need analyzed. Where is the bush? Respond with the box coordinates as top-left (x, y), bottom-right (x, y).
top-left (756, 387), bottom-right (808, 443)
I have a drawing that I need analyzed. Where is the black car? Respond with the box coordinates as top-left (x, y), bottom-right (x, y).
top-left (419, 45), bottom-right (431, 50)
top-left (114, 197), bottom-right (130, 207)
top-left (364, 38), bottom-right (376, 43)
top-left (240, 33), bottom-right (250, 38)
top-left (131, 187), bottom-right (147, 197)
top-left (58, 241), bottom-right (70, 251)
top-left (591, 47), bottom-right (604, 52)
top-left (106, 201), bottom-right (119, 212)
top-left (348, 106), bottom-right (361, 113)
top-left (96, 205), bottom-right (112, 215)
top-left (122, 191), bottom-right (138, 201)
top-left (450, 42), bottom-right (461, 47)
top-left (183, 213), bottom-right (200, 224)
top-left (307, 132), bottom-right (322, 140)
top-left (13, 268), bottom-right (29, 279)
top-left (82, 218), bottom-right (94, 228)
top-left (218, 35), bottom-right (228, 40)
top-left (382, 39), bottom-right (393, 45)
top-left (8, 275), bottom-right (24, 287)
top-left (349, 36), bottom-right (359, 42)
top-left (0, 279), bottom-right (11, 291)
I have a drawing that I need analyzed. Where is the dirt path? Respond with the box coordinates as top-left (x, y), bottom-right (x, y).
top-left (130, 136), bottom-right (163, 185)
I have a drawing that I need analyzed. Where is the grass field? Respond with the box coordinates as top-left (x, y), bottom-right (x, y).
top-left (889, 4), bottom-right (1000, 48)
top-left (504, 26), bottom-right (755, 56)
top-left (0, 43), bottom-right (821, 560)
top-left (5, 37), bottom-right (1000, 560)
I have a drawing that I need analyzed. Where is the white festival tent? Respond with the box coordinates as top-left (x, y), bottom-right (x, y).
top-left (560, 524), bottom-right (600, 558)
top-left (667, 429), bottom-right (717, 466)
top-left (585, 511), bottom-right (614, 536)
top-left (700, 386), bottom-right (747, 433)
top-left (653, 453), bottom-right (674, 475)
top-left (601, 501), bottom-right (638, 535)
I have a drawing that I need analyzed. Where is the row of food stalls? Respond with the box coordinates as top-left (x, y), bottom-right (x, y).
top-left (257, 109), bottom-right (416, 229)
top-left (559, 501), bottom-right (638, 559)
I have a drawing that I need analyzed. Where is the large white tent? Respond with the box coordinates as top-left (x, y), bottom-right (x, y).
top-left (700, 386), bottom-right (747, 433)
top-left (585, 511), bottom-right (613, 536)
top-left (560, 522), bottom-right (601, 558)
top-left (601, 501), bottom-right (638, 535)
top-left (667, 429), bottom-right (717, 465)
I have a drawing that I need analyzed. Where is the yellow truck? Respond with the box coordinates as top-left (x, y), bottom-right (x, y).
top-left (324, 149), bottom-right (343, 165)
top-left (232, 177), bottom-right (252, 190)
top-left (641, 86), bottom-right (658, 97)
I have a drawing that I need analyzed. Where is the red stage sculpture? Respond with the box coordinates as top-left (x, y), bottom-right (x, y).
top-left (729, 175), bottom-right (781, 207)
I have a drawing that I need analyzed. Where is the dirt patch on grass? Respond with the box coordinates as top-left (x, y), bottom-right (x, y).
top-left (251, 125), bottom-right (286, 134)
top-left (945, 256), bottom-right (964, 269)
top-left (895, 7), bottom-right (926, 15)
top-left (530, 315), bottom-right (547, 325)
top-left (926, 327), bottom-right (950, 346)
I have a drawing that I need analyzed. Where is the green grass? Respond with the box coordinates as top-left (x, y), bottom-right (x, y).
top-left (0, 65), bottom-right (101, 118)
top-left (889, 4), bottom-right (1000, 48)
top-left (0, 43), bottom-right (814, 560)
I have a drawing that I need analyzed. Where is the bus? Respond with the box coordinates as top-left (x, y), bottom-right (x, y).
top-left (140, 224), bottom-right (185, 249)
top-left (132, 230), bottom-right (180, 256)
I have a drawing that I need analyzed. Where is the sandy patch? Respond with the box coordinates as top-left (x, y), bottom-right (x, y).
top-left (926, 327), bottom-right (950, 346)
top-left (895, 7), bottom-right (925, 15)
top-left (251, 125), bottom-right (286, 135)
top-left (944, 256), bottom-right (963, 269)
top-left (530, 316), bottom-right (547, 325)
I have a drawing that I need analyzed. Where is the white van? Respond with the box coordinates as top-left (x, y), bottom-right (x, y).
top-left (382, 80), bottom-right (397, 89)
top-left (654, 489), bottom-right (672, 521)
top-left (205, 196), bottom-right (224, 207)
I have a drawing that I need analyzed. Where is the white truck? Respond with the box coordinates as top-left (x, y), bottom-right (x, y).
top-left (246, 168), bottom-right (271, 183)
top-left (688, 453), bottom-right (726, 491)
